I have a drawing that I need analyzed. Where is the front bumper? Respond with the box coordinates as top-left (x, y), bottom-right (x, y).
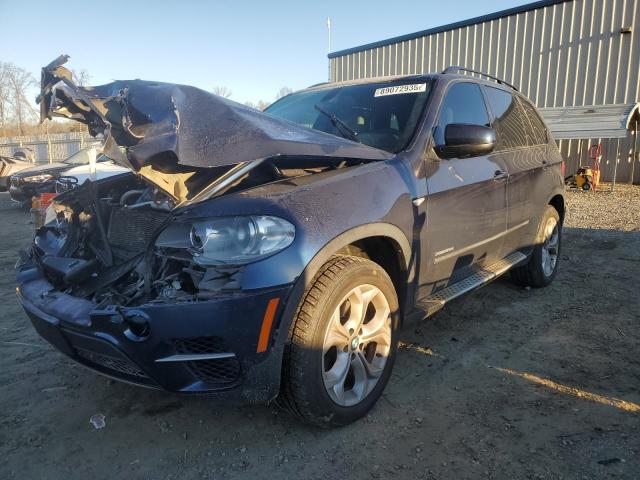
top-left (16, 265), bottom-right (291, 403)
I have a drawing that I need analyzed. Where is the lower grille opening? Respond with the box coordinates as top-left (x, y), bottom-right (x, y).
top-left (173, 337), bottom-right (240, 385)
top-left (76, 347), bottom-right (149, 379)
top-left (186, 358), bottom-right (240, 384)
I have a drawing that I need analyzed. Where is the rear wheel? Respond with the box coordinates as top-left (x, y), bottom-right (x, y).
top-left (510, 205), bottom-right (561, 288)
top-left (279, 255), bottom-right (399, 427)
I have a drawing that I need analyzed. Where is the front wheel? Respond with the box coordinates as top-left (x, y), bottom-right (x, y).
top-left (510, 205), bottom-right (561, 288)
top-left (279, 255), bottom-right (399, 427)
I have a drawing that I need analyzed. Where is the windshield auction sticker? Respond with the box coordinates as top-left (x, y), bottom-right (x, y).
top-left (374, 83), bottom-right (427, 97)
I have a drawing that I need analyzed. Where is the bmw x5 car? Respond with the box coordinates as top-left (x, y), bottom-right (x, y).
top-left (16, 56), bottom-right (564, 426)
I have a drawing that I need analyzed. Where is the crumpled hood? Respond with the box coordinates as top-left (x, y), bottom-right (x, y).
top-left (38, 55), bottom-right (392, 176)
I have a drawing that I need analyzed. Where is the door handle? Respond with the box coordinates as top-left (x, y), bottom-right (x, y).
top-left (493, 170), bottom-right (508, 180)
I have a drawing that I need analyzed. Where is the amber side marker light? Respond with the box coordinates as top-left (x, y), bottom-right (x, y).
top-left (257, 298), bottom-right (280, 353)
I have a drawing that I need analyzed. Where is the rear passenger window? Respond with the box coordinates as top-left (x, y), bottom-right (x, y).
top-left (434, 82), bottom-right (489, 146)
top-left (518, 97), bottom-right (548, 145)
top-left (484, 86), bottom-right (529, 150)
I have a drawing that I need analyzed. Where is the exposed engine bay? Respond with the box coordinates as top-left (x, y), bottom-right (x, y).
top-left (29, 154), bottom-right (366, 308)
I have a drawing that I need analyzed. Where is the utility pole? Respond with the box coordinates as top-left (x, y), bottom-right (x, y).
top-left (327, 17), bottom-right (332, 81)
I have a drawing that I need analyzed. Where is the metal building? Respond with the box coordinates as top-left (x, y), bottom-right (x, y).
top-left (328, 0), bottom-right (640, 183)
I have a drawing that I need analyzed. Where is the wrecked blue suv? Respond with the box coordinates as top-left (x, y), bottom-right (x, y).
top-left (17, 56), bottom-right (564, 426)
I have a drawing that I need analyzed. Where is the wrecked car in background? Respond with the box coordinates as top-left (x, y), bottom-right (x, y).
top-left (16, 56), bottom-right (564, 426)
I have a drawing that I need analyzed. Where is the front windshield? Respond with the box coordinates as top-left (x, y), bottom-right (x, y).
top-left (63, 148), bottom-right (107, 166)
top-left (265, 79), bottom-right (432, 153)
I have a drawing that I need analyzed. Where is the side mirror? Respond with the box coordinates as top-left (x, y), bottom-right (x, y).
top-left (434, 124), bottom-right (496, 159)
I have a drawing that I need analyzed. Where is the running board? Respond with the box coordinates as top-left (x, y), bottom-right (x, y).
top-left (416, 251), bottom-right (527, 317)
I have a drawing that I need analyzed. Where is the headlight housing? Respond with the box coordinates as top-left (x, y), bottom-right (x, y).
top-left (159, 215), bottom-right (295, 266)
top-left (22, 173), bottom-right (54, 183)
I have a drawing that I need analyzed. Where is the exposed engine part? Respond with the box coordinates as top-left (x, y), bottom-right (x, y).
top-left (119, 189), bottom-right (145, 206)
top-left (120, 188), bottom-right (172, 211)
top-left (30, 149), bottom-right (364, 308)
top-left (107, 206), bottom-right (170, 262)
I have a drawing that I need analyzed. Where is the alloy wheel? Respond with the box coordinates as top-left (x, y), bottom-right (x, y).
top-left (321, 284), bottom-right (392, 407)
top-left (541, 217), bottom-right (559, 277)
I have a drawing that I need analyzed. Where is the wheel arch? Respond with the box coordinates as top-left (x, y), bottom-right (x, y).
top-left (273, 223), bottom-right (411, 350)
top-left (548, 192), bottom-right (565, 225)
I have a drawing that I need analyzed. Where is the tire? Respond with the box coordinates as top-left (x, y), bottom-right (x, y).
top-left (510, 205), bottom-right (561, 288)
top-left (279, 255), bottom-right (400, 427)
top-left (581, 182), bottom-right (591, 191)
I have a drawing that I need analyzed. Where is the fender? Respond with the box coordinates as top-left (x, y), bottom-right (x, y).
top-left (272, 222), bottom-right (412, 351)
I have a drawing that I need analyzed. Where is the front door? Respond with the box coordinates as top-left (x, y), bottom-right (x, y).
top-left (420, 81), bottom-right (508, 297)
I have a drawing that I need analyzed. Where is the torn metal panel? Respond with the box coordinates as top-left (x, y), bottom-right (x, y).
top-left (38, 56), bottom-right (393, 178)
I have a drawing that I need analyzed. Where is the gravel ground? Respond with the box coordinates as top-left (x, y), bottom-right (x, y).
top-left (565, 183), bottom-right (640, 232)
top-left (1, 188), bottom-right (639, 480)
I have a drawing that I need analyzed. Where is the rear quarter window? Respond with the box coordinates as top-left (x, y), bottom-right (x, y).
top-left (518, 97), bottom-right (548, 145)
top-left (483, 86), bottom-right (529, 150)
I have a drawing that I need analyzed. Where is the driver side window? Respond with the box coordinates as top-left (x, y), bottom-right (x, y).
top-left (434, 82), bottom-right (490, 146)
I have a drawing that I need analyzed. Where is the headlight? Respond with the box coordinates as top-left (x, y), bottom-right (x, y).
top-left (186, 216), bottom-right (295, 266)
top-left (22, 173), bottom-right (54, 183)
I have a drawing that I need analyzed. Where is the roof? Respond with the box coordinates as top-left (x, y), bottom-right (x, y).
top-left (328, 0), bottom-right (570, 59)
top-left (539, 103), bottom-right (640, 140)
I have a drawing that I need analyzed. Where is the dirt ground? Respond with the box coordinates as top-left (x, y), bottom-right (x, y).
top-left (1, 187), bottom-right (639, 480)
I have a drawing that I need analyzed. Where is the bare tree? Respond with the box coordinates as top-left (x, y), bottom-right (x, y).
top-left (257, 100), bottom-right (271, 111)
top-left (4, 63), bottom-right (37, 136)
top-left (212, 86), bottom-right (233, 98)
top-left (275, 87), bottom-right (293, 100)
top-left (71, 69), bottom-right (91, 87)
top-left (0, 62), bottom-right (9, 130)
top-left (244, 100), bottom-right (271, 111)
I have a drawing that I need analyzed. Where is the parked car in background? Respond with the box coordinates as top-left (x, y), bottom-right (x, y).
top-left (0, 155), bottom-right (32, 191)
top-left (55, 160), bottom-right (130, 193)
top-left (9, 145), bottom-right (101, 204)
top-left (18, 57), bottom-right (565, 427)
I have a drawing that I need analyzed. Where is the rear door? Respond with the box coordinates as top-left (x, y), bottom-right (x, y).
top-left (421, 81), bottom-right (508, 296)
top-left (517, 96), bottom-right (559, 246)
top-left (482, 86), bottom-right (540, 254)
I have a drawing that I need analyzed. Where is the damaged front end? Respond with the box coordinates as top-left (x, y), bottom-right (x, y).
top-left (16, 55), bottom-right (393, 398)
top-left (16, 174), bottom-right (295, 396)
top-left (26, 54), bottom-right (392, 311)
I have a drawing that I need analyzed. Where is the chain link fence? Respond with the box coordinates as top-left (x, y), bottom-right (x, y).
top-left (0, 132), bottom-right (99, 164)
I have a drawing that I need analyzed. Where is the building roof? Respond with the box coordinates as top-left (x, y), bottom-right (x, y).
top-left (328, 0), bottom-right (570, 59)
top-left (539, 103), bottom-right (640, 140)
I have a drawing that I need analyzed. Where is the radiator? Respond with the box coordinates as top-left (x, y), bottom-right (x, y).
top-left (107, 206), bottom-right (169, 262)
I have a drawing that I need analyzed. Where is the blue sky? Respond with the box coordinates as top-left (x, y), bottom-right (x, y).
top-left (1, 0), bottom-right (525, 104)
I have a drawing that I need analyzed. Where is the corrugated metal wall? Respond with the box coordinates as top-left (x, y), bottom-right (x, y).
top-left (329, 0), bottom-right (640, 183)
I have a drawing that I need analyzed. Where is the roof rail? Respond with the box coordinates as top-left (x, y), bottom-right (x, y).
top-left (441, 66), bottom-right (518, 91)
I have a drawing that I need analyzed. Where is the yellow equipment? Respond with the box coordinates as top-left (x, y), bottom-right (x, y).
top-left (574, 166), bottom-right (596, 191)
